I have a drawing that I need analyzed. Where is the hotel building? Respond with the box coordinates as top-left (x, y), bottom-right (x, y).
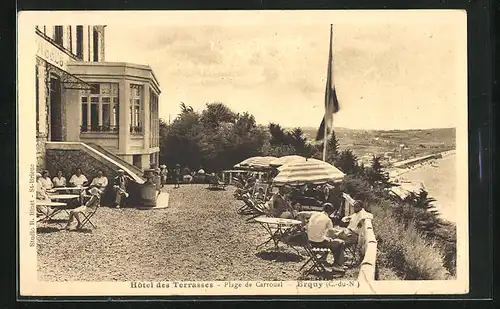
top-left (35, 25), bottom-right (161, 179)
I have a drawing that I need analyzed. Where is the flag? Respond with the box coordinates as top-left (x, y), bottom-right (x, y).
top-left (316, 24), bottom-right (340, 141)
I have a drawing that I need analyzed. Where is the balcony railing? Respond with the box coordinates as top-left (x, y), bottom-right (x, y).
top-left (130, 126), bottom-right (143, 134)
top-left (80, 125), bottom-right (119, 133)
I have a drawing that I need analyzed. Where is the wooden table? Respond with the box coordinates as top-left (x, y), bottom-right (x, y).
top-left (254, 217), bottom-right (303, 252)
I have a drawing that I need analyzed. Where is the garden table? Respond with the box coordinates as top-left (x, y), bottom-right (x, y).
top-left (36, 200), bottom-right (67, 223)
top-left (254, 217), bottom-right (303, 252)
top-left (52, 186), bottom-right (88, 193)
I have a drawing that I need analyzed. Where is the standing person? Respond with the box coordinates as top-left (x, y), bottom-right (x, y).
top-left (113, 169), bottom-right (131, 208)
top-left (174, 164), bottom-right (181, 188)
top-left (90, 170), bottom-right (109, 192)
top-left (153, 168), bottom-right (162, 197)
top-left (307, 203), bottom-right (346, 272)
top-left (69, 168), bottom-right (89, 187)
top-left (52, 170), bottom-right (67, 188)
top-left (160, 165), bottom-right (168, 187)
top-left (39, 170), bottom-right (54, 190)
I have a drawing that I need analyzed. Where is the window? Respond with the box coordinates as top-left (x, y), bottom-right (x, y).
top-left (149, 89), bottom-right (159, 147)
top-left (133, 155), bottom-right (142, 169)
top-left (54, 26), bottom-right (63, 46)
top-left (93, 28), bottom-right (99, 62)
top-left (81, 83), bottom-right (119, 133)
top-left (130, 85), bottom-right (143, 133)
top-left (68, 26), bottom-right (72, 53)
top-left (76, 25), bottom-right (83, 59)
top-left (90, 102), bottom-right (99, 131)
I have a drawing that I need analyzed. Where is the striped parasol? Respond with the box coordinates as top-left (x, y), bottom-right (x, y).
top-left (269, 155), bottom-right (307, 167)
top-left (273, 158), bottom-right (345, 186)
top-left (234, 156), bottom-right (278, 170)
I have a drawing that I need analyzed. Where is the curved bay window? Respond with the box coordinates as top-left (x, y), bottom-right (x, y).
top-left (81, 83), bottom-right (119, 133)
top-left (149, 89), bottom-right (159, 147)
top-left (130, 84), bottom-right (143, 134)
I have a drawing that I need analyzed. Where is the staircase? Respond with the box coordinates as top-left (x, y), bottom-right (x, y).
top-left (45, 142), bottom-right (145, 184)
top-left (86, 143), bottom-right (145, 177)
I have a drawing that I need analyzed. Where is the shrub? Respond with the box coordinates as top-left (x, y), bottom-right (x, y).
top-left (371, 202), bottom-right (450, 280)
top-left (402, 222), bottom-right (450, 280)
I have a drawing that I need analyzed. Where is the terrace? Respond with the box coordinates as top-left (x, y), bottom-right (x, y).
top-left (37, 184), bottom-right (373, 282)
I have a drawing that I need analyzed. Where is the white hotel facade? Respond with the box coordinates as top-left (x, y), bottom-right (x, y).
top-left (35, 25), bottom-right (161, 172)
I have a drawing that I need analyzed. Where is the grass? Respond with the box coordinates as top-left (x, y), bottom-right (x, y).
top-left (371, 202), bottom-right (450, 280)
top-left (37, 184), bottom-right (359, 281)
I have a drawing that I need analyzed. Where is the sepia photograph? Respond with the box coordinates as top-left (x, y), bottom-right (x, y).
top-left (18, 10), bottom-right (468, 296)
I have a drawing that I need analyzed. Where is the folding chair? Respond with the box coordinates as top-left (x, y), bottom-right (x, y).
top-left (78, 194), bottom-right (101, 229)
top-left (245, 199), bottom-right (272, 223)
top-left (343, 238), bottom-right (362, 267)
top-left (298, 231), bottom-right (329, 276)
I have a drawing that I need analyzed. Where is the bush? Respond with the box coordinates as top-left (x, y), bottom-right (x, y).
top-left (372, 202), bottom-right (450, 280)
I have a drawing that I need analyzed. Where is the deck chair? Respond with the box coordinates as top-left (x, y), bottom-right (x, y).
top-left (232, 177), bottom-right (245, 188)
top-left (78, 192), bottom-right (101, 229)
top-left (298, 231), bottom-right (329, 276)
top-left (207, 174), bottom-right (226, 190)
top-left (244, 198), bottom-right (273, 222)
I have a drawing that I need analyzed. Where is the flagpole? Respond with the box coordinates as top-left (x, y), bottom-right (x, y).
top-left (322, 24), bottom-right (333, 162)
top-left (322, 116), bottom-right (328, 162)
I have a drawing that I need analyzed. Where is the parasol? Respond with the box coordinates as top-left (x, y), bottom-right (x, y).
top-left (273, 158), bottom-right (345, 186)
top-left (234, 156), bottom-right (278, 170)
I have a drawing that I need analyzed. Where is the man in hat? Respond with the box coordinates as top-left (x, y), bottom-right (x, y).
top-left (65, 187), bottom-right (101, 230)
top-left (113, 169), bottom-right (132, 208)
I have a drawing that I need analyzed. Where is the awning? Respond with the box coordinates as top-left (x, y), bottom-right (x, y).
top-left (42, 58), bottom-right (93, 90)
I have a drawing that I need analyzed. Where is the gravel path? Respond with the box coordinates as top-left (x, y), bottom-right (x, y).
top-left (37, 185), bottom-right (358, 281)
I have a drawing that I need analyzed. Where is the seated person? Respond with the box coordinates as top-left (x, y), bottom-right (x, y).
top-left (65, 187), bottom-right (101, 230)
top-left (69, 168), bottom-right (89, 187)
top-left (330, 200), bottom-right (373, 245)
top-left (39, 170), bottom-right (54, 190)
top-left (183, 173), bottom-right (193, 183)
top-left (280, 202), bottom-right (300, 219)
top-left (36, 173), bottom-right (53, 217)
top-left (113, 169), bottom-right (132, 208)
top-left (244, 173), bottom-right (257, 190)
top-left (254, 187), bottom-right (266, 201)
top-left (306, 203), bottom-right (346, 272)
top-left (52, 169), bottom-right (67, 188)
top-left (270, 186), bottom-right (296, 218)
top-left (90, 170), bottom-right (108, 192)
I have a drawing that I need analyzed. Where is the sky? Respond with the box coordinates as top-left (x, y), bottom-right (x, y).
top-left (104, 11), bottom-right (466, 130)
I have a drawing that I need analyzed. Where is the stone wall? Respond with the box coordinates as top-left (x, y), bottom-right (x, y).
top-left (36, 137), bottom-right (47, 171)
top-left (45, 148), bottom-right (150, 207)
top-left (46, 149), bottom-right (117, 181)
